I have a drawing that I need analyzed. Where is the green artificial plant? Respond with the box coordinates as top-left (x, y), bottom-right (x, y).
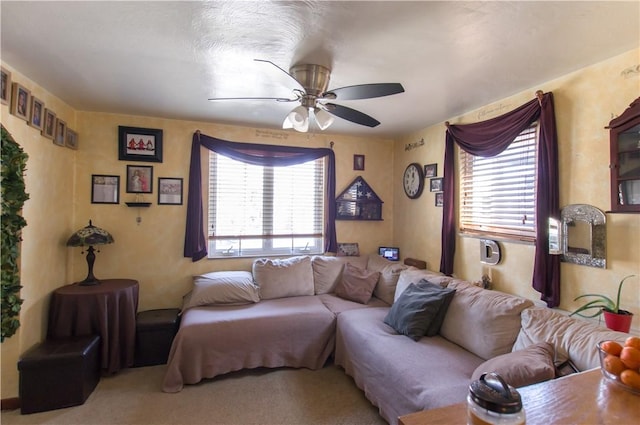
top-left (570, 274), bottom-right (637, 318)
top-left (1, 125), bottom-right (29, 342)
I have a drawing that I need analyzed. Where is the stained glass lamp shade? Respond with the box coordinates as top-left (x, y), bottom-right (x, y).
top-left (66, 220), bottom-right (114, 285)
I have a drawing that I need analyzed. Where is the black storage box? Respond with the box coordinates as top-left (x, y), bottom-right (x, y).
top-left (134, 308), bottom-right (180, 367)
top-left (18, 335), bottom-right (100, 414)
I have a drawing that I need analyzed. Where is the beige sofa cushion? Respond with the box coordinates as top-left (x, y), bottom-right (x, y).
top-left (512, 307), bottom-right (629, 371)
top-left (184, 271), bottom-right (260, 309)
top-left (253, 256), bottom-right (314, 299)
top-left (311, 255), bottom-right (368, 295)
top-left (394, 268), bottom-right (453, 302)
top-left (440, 281), bottom-right (534, 360)
top-left (367, 255), bottom-right (409, 305)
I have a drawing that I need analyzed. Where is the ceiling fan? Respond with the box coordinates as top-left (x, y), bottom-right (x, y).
top-left (208, 59), bottom-right (405, 132)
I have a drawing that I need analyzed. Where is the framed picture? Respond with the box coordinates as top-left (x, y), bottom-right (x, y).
top-left (435, 192), bottom-right (444, 207)
top-left (10, 82), bottom-right (30, 121)
top-left (91, 175), bottom-right (120, 204)
top-left (337, 242), bottom-right (360, 257)
top-left (126, 165), bottom-right (153, 193)
top-left (41, 108), bottom-right (57, 139)
top-left (1, 67), bottom-right (11, 105)
top-left (28, 96), bottom-right (45, 130)
top-left (158, 177), bottom-right (183, 205)
top-left (118, 126), bottom-right (163, 162)
top-left (54, 118), bottom-right (67, 146)
top-left (353, 154), bottom-right (365, 171)
top-left (66, 128), bottom-right (79, 149)
top-left (424, 163), bottom-right (437, 178)
top-left (430, 177), bottom-right (443, 192)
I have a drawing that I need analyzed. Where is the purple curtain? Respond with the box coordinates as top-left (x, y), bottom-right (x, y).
top-left (184, 132), bottom-right (337, 261)
top-left (440, 92), bottom-right (560, 307)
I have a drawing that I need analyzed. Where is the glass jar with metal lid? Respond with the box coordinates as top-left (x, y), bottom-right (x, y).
top-left (467, 372), bottom-right (526, 425)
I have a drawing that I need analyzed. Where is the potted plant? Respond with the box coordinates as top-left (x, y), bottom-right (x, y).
top-left (570, 275), bottom-right (637, 333)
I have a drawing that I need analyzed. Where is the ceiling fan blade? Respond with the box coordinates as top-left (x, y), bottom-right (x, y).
top-left (324, 103), bottom-right (380, 127)
top-left (324, 83), bottom-right (404, 101)
top-left (208, 96), bottom-right (298, 102)
top-left (254, 59), bottom-right (304, 91)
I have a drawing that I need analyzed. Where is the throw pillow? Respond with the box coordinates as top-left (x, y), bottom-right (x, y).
top-left (252, 256), bottom-right (314, 300)
top-left (311, 255), bottom-right (368, 295)
top-left (418, 279), bottom-right (457, 336)
top-left (183, 271), bottom-right (260, 310)
top-left (367, 254), bottom-right (408, 305)
top-left (334, 263), bottom-right (380, 304)
top-left (384, 281), bottom-right (456, 341)
top-left (471, 342), bottom-right (556, 388)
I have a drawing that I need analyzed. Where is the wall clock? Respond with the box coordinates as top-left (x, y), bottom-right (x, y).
top-left (403, 162), bottom-right (424, 199)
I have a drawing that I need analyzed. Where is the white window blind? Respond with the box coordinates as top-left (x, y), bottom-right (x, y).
top-left (459, 122), bottom-right (538, 242)
top-left (207, 152), bottom-right (325, 258)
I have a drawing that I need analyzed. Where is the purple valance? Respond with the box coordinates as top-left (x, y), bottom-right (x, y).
top-left (440, 92), bottom-right (560, 307)
top-left (184, 132), bottom-right (337, 261)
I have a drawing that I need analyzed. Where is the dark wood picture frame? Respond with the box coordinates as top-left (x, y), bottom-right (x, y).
top-left (41, 108), bottom-right (56, 139)
top-left (66, 128), bottom-right (78, 150)
top-left (10, 82), bottom-right (30, 121)
top-left (91, 175), bottom-right (120, 204)
top-left (126, 165), bottom-right (153, 193)
top-left (353, 154), bottom-right (365, 171)
top-left (158, 177), bottom-right (183, 205)
top-left (28, 96), bottom-right (45, 130)
top-left (435, 191), bottom-right (444, 207)
top-left (54, 118), bottom-right (67, 146)
top-left (424, 163), bottom-right (437, 178)
top-left (430, 177), bottom-right (443, 192)
top-left (1, 67), bottom-right (11, 105)
top-left (118, 126), bottom-right (163, 163)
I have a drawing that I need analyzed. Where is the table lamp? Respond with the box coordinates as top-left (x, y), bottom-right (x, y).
top-left (66, 220), bottom-right (114, 285)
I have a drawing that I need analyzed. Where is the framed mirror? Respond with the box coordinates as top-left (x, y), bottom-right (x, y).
top-left (559, 204), bottom-right (606, 268)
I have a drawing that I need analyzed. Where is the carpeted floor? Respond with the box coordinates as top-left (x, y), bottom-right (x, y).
top-left (1, 363), bottom-right (387, 425)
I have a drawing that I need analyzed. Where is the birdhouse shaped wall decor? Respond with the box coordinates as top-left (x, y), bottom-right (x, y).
top-left (336, 176), bottom-right (383, 220)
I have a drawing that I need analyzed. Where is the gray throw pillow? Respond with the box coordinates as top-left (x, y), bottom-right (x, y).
top-left (384, 281), bottom-right (456, 341)
top-left (419, 279), bottom-right (456, 336)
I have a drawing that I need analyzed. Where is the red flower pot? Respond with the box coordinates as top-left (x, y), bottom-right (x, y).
top-left (603, 310), bottom-right (633, 333)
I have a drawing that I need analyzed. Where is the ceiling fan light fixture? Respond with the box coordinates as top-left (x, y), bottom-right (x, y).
top-left (314, 107), bottom-right (335, 131)
top-left (283, 105), bottom-right (309, 132)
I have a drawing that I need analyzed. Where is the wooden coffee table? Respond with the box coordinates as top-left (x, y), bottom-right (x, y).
top-left (398, 368), bottom-right (640, 425)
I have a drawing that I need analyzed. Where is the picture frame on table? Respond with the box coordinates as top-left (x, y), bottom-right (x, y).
top-left (118, 126), bottom-right (163, 163)
top-left (424, 163), bottom-right (437, 178)
top-left (435, 192), bottom-right (444, 207)
top-left (41, 108), bottom-right (57, 139)
top-left (10, 82), bottom-right (30, 121)
top-left (91, 175), bottom-right (120, 204)
top-left (126, 165), bottom-right (153, 194)
top-left (1, 67), bottom-right (11, 105)
top-left (430, 177), bottom-right (443, 192)
top-left (65, 128), bottom-right (79, 149)
top-left (54, 118), bottom-right (67, 146)
top-left (28, 96), bottom-right (45, 130)
top-left (158, 177), bottom-right (183, 205)
top-left (353, 154), bottom-right (365, 171)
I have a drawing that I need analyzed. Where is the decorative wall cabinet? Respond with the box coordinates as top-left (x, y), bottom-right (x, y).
top-left (336, 176), bottom-right (383, 220)
top-left (607, 97), bottom-right (640, 213)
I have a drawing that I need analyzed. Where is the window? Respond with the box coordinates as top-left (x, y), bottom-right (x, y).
top-left (207, 152), bottom-right (325, 258)
top-left (459, 122), bottom-right (538, 242)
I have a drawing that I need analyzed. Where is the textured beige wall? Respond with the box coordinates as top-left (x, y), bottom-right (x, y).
top-left (394, 48), bottom-right (640, 327)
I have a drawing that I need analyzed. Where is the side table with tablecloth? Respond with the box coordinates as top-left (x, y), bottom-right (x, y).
top-left (48, 279), bottom-right (139, 374)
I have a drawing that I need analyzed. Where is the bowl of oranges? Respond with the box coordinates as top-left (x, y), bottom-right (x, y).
top-left (598, 337), bottom-right (640, 394)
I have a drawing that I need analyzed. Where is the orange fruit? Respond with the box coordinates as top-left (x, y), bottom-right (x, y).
top-left (601, 340), bottom-right (623, 356)
top-left (620, 369), bottom-right (640, 390)
top-left (619, 346), bottom-right (640, 370)
top-left (624, 336), bottom-right (640, 350)
top-left (603, 354), bottom-right (626, 376)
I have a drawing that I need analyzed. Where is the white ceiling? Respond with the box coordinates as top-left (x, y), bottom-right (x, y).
top-left (2, 1), bottom-right (639, 138)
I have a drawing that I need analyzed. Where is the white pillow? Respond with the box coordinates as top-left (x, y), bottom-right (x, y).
top-left (253, 256), bottom-right (314, 299)
top-left (183, 271), bottom-right (259, 310)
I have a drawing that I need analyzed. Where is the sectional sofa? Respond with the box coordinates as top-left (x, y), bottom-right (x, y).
top-left (162, 254), bottom-right (628, 425)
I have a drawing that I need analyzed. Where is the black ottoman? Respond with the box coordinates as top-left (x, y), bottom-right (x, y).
top-left (18, 335), bottom-right (100, 414)
top-left (134, 308), bottom-right (180, 367)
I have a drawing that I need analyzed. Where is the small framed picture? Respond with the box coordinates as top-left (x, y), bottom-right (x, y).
top-left (126, 165), bottom-right (153, 193)
top-left (353, 154), bottom-right (365, 171)
top-left (158, 177), bottom-right (183, 205)
top-left (41, 108), bottom-right (57, 139)
top-left (54, 118), bottom-right (67, 146)
top-left (118, 126), bottom-right (163, 163)
top-left (10, 82), bottom-right (30, 121)
top-left (65, 128), bottom-right (78, 149)
top-left (424, 163), bottom-right (437, 178)
top-left (91, 175), bottom-right (120, 204)
top-left (435, 192), bottom-right (444, 207)
top-left (430, 177), bottom-right (443, 192)
top-left (1, 67), bottom-right (11, 105)
top-left (337, 242), bottom-right (360, 257)
top-left (28, 96), bottom-right (45, 130)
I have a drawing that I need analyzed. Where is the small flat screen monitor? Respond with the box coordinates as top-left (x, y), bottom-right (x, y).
top-left (378, 247), bottom-right (400, 261)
